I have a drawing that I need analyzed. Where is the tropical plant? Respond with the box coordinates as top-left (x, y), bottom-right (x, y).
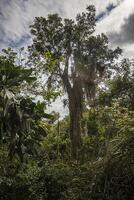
top-left (0, 48), bottom-right (50, 161)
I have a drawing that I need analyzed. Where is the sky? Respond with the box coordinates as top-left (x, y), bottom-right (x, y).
top-left (0, 0), bottom-right (134, 55)
top-left (0, 0), bottom-right (134, 116)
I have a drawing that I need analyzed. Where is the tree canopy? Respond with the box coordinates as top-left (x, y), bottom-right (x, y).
top-left (28, 6), bottom-right (121, 158)
top-left (0, 4), bottom-right (134, 200)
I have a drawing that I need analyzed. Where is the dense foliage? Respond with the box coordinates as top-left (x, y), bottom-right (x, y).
top-left (0, 5), bottom-right (134, 200)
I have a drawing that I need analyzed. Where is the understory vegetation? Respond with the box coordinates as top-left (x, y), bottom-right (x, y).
top-left (0, 5), bottom-right (134, 200)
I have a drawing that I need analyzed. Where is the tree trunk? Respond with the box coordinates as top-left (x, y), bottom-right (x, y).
top-left (62, 62), bottom-right (82, 159)
top-left (69, 97), bottom-right (81, 159)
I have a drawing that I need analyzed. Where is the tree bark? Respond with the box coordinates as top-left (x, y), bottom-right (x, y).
top-left (69, 97), bottom-right (81, 159)
top-left (62, 72), bottom-right (82, 159)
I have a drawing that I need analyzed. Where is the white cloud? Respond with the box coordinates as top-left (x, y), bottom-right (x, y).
top-left (0, 0), bottom-right (122, 49)
top-left (95, 0), bottom-right (134, 57)
top-left (96, 0), bottom-right (134, 35)
top-left (61, 0), bottom-right (120, 18)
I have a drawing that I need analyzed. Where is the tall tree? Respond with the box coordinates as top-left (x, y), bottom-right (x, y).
top-left (29, 6), bottom-right (121, 158)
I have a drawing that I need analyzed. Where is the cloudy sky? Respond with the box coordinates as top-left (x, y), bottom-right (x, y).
top-left (0, 0), bottom-right (134, 57)
top-left (0, 0), bottom-right (134, 116)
